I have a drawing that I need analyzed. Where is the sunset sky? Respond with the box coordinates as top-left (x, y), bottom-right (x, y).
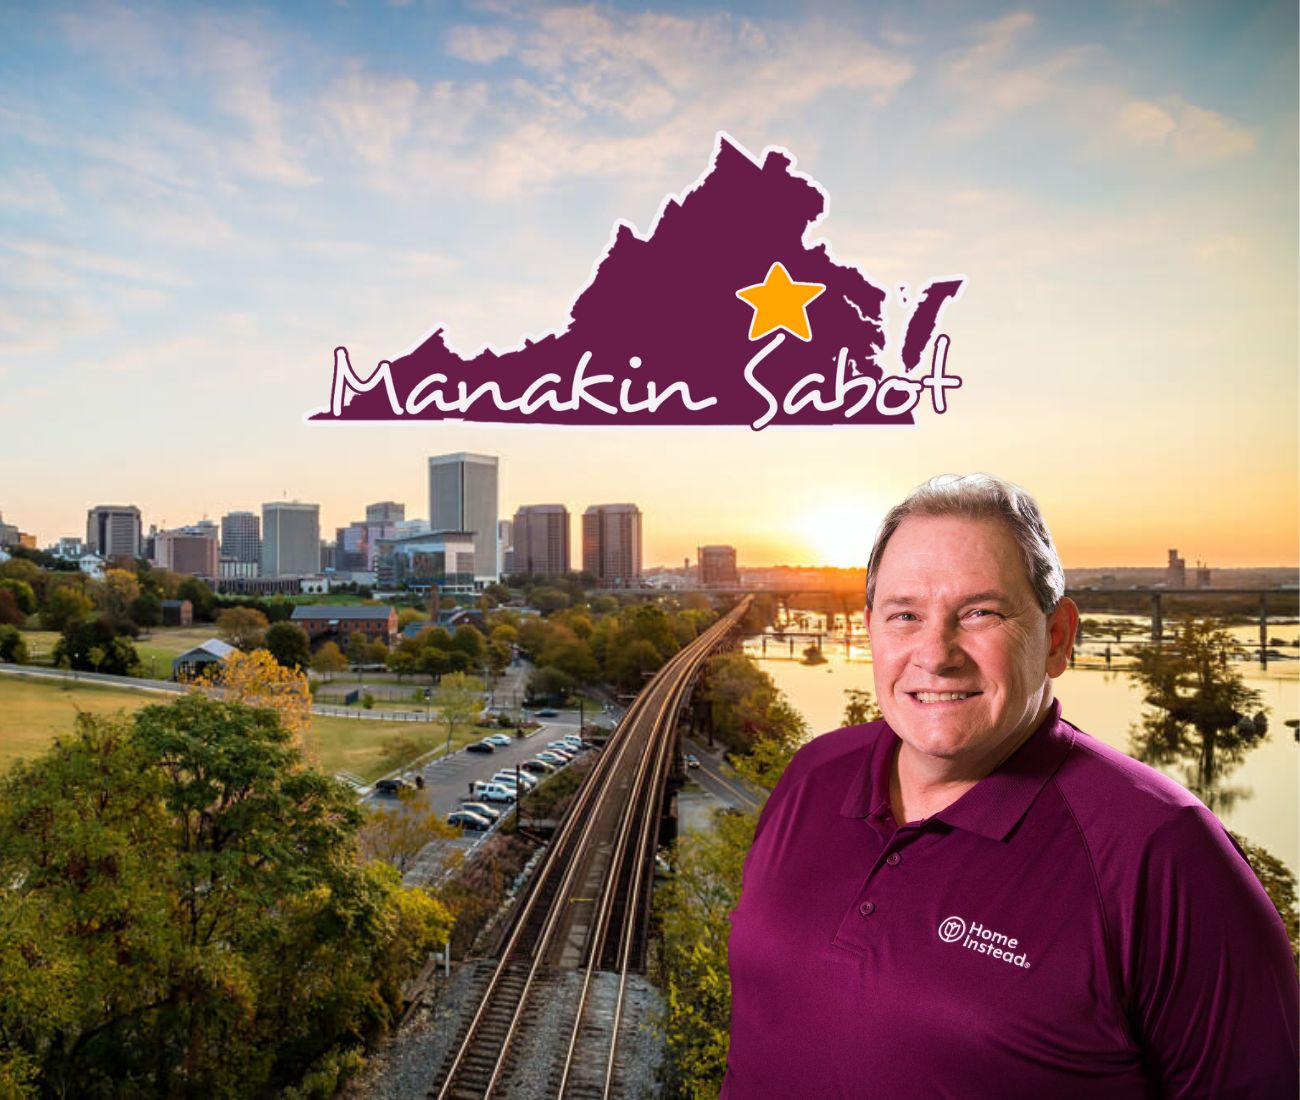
top-left (1, 1), bottom-right (1296, 568)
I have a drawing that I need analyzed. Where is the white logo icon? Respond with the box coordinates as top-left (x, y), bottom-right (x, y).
top-left (938, 916), bottom-right (967, 943)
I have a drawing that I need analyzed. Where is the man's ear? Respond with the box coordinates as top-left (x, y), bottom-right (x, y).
top-left (1046, 597), bottom-right (1079, 678)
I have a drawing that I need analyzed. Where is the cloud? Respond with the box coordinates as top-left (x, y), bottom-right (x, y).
top-left (447, 25), bottom-right (517, 63)
top-left (0, 169), bottom-right (67, 216)
top-left (0, 237), bottom-right (188, 285)
top-left (1117, 98), bottom-right (1256, 162)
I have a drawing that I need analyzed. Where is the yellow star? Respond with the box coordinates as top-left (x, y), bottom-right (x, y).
top-left (735, 262), bottom-right (827, 342)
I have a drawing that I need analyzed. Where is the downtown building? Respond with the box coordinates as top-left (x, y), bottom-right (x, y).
top-left (155, 524), bottom-right (220, 578)
top-left (698, 544), bottom-right (739, 586)
top-left (428, 452), bottom-right (498, 584)
top-left (582, 504), bottom-right (642, 589)
top-left (86, 505), bottom-right (142, 560)
top-left (221, 511), bottom-right (260, 566)
top-left (261, 501), bottom-right (320, 578)
top-left (512, 505), bottom-right (571, 577)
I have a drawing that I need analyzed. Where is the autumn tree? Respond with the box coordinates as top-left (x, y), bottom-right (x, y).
top-left (92, 567), bottom-right (140, 626)
top-left (346, 630), bottom-right (369, 665)
top-left (208, 648), bottom-right (313, 744)
top-left (312, 640), bottom-right (348, 682)
top-left (216, 605), bottom-right (269, 650)
top-left (0, 588), bottom-right (23, 626)
top-left (0, 579), bottom-right (36, 616)
top-left (358, 789), bottom-right (460, 873)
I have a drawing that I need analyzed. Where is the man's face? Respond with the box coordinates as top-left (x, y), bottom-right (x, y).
top-left (865, 514), bottom-right (1075, 774)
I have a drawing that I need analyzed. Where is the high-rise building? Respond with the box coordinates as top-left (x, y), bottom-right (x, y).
top-left (1166, 549), bottom-right (1186, 589)
top-left (428, 453), bottom-right (498, 584)
top-left (155, 527), bottom-right (219, 577)
top-left (0, 512), bottom-right (19, 548)
top-left (365, 501), bottom-right (405, 524)
top-left (513, 505), bottom-right (571, 577)
top-left (582, 504), bottom-right (642, 588)
top-left (498, 518), bottom-right (514, 575)
top-left (86, 505), bottom-right (142, 559)
top-left (261, 502), bottom-right (320, 577)
top-left (698, 545), bottom-right (738, 585)
top-left (221, 511), bottom-right (260, 565)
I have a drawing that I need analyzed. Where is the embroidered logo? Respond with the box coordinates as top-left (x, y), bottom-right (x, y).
top-left (938, 916), bottom-right (1031, 969)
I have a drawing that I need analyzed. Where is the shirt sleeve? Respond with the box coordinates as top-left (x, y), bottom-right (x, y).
top-left (1128, 805), bottom-right (1298, 1098)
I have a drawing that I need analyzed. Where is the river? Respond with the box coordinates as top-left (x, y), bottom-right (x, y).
top-left (743, 616), bottom-right (1299, 876)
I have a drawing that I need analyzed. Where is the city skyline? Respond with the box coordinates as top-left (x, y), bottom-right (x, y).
top-left (1, 2), bottom-right (1295, 569)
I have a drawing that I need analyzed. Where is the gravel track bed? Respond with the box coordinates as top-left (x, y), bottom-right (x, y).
top-left (344, 964), bottom-right (667, 1098)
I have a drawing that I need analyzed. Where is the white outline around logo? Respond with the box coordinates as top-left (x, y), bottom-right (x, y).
top-left (938, 916), bottom-right (967, 943)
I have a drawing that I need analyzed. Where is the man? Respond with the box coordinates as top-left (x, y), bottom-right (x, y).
top-left (725, 474), bottom-right (1297, 1098)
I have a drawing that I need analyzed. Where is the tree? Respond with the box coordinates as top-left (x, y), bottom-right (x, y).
top-left (526, 665), bottom-right (574, 706)
top-left (843, 688), bottom-right (883, 726)
top-left (312, 641), bottom-right (347, 682)
top-left (450, 624), bottom-right (486, 666)
top-left (176, 576), bottom-right (216, 621)
top-left (216, 606), bottom-right (269, 650)
top-left (396, 608), bottom-right (428, 631)
top-left (1128, 618), bottom-right (1264, 806)
top-left (357, 789), bottom-right (460, 873)
top-left (365, 639), bottom-right (390, 664)
top-left (264, 621), bottom-right (311, 670)
top-left (0, 699), bottom-right (454, 1097)
top-left (52, 619), bottom-right (140, 675)
top-left (40, 585), bottom-right (92, 631)
top-left (346, 631), bottom-right (369, 665)
top-left (129, 589), bottom-right (162, 628)
top-left (209, 648), bottom-right (313, 742)
top-left (0, 587), bottom-right (23, 626)
top-left (0, 579), bottom-right (36, 615)
top-left (434, 672), bottom-right (484, 759)
top-left (0, 624), bottom-right (28, 663)
top-left (93, 567), bottom-right (140, 626)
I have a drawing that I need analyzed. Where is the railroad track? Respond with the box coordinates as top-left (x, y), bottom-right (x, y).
top-left (430, 600), bottom-right (750, 1100)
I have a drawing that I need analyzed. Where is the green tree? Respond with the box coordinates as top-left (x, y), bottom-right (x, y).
top-left (450, 624), bottom-right (486, 666)
top-left (40, 585), bottom-right (93, 631)
top-left (216, 605), bottom-right (269, 650)
top-left (264, 621), bottom-right (311, 670)
top-left (433, 672), bottom-right (484, 759)
top-left (527, 665), bottom-right (574, 706)
top-left (0, 624), bottom-right (28, 663)
top-left (346, 630), bottom-right (369, 665)
top-left (175, 576), bottom-right (216, 621)
top-left (358, 789), bottom-right (460, 873)
top-left (129, 589), bottom-right (162, 628)
top-left (52, 619), bottom-right (140, 675)
top-left (92, 567), bottom-right (140, 626)
top-left (1128, 618), bottom-right (1264, 810)
top-left (312, 640), bottom-right (348, 682)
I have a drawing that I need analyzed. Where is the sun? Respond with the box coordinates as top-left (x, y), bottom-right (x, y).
top-left (798, 506), bottom-right (879, 568)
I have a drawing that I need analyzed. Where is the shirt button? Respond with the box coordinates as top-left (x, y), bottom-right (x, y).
top-left (859, 900), bottom-right (876, 917)
top-left (886, 852), bottom-right (901, 866)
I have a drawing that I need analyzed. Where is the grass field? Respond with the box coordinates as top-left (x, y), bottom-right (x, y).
top-left (0, 674), bottom-right (481, 783)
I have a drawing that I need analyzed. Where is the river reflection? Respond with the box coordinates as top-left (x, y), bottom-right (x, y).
top-left (743, 627), bottom-right (1299, 876)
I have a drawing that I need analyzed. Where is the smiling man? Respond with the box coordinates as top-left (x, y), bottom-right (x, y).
top-left (725, 474), bottom-right (1297, 1099)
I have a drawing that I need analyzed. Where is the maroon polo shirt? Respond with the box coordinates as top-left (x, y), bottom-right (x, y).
top-left (724, 701), bottom-right (1298, 1098)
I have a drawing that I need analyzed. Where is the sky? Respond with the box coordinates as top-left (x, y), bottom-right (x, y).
top-left (1, 0), bottom-right (1296, 569)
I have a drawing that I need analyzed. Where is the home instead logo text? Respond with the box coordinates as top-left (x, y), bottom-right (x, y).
top-left (938, 916), bottom-right (1031, 969)
top-left (309, 133), bottom-right (965, 431)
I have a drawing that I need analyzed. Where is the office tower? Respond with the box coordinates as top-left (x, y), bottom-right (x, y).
top-left (261, 501), bottom-right (321, 577)
top-left (221, 511), bottom-right (261, 564)
top-left (498, 518), bottom-right (514, 575)
top-left (365, 501), bottom-right (405, 524)
top-left (698, 545), bottom-right (738, 585)
top-left (428, 452), bottom-right (498, 583)
top-left (513, 505), bottom-right (571, 577)
top-left (155, 527), bottom-right (219, 577)
top-left (582, 504), bottom-right (642, 588)
top-left (86, 505), bottom-right (142, 559)
top-left (0, 512), bottom-right (18, 548)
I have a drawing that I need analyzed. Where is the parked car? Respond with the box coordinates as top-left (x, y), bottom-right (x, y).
top-left (685, 753), bottom-right (701, 769)
top-left (520, 759), bottom-right (555, 775)
top-left (484, 734), bottom-right (512, 748)
top-left (546, 742), bottom-right (577, 755)
top-left (466, 740), bottom-right (496, 754)
top-left (374, 777), bottom-right (412, 795)
top-left (493, 769), bottom-right (537, 790)
top-left (536, 752), bottom-right (570, 766)
top-left (471, 781), bottom-right (517, 803)
top-left (460, 800), bottom-right (502, 822)
top-left (447, 809), bottom-right (492, 831)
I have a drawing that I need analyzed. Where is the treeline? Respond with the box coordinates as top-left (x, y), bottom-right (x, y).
top-left (0, 694), bottom-right (450, 1098)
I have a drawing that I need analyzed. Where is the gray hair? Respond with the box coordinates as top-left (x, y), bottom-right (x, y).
top-left (865, 473), bottom-right (1065, 613)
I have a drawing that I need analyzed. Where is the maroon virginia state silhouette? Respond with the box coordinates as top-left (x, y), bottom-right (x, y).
top-left (310, 134), bottom-right (964, 431)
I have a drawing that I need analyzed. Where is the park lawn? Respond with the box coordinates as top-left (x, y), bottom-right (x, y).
top-left (311, 714), bottom-right (484, 782)
top-left (0, 675), bottom-right (175, 772)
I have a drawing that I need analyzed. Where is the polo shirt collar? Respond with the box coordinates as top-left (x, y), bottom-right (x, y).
top-left (839, 700), bottom-right (1077, 841)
